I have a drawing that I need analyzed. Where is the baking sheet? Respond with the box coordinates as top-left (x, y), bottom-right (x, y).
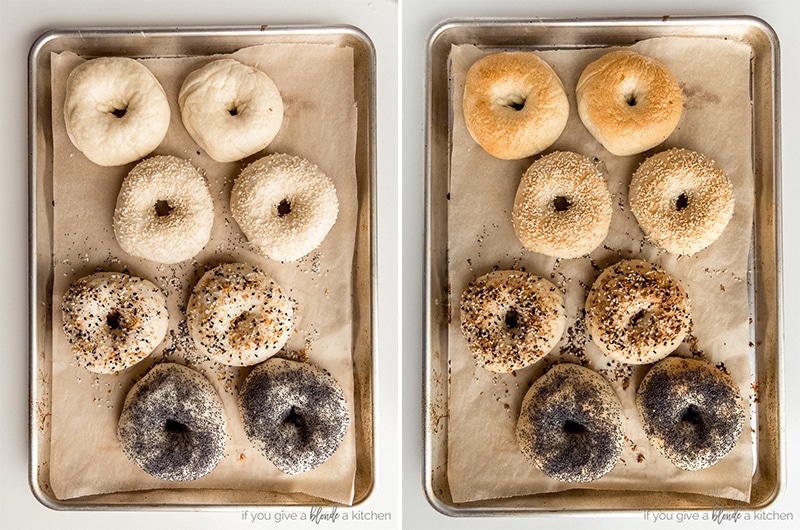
top-left (30, 26), bottom-right (376, 509)
top-left (447, 37), bottom-right (754, 504)
top-left (424, 16), bottom-right (783, 515)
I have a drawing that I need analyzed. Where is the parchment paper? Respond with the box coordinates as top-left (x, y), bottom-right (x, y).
top-left (447, 38), bottom-right (756, 503)
top-left (49, 43), bottom-right (359, 505)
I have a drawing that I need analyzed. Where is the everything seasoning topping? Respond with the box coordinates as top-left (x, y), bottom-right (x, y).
top-left (585, 259), bottom-right (691, 364)
top-left (459, 270), bottom-right (566, 373)
top-left (61, 271), bottom-right (169, 374)
top-left (186, 263), bottom-right (295, 367)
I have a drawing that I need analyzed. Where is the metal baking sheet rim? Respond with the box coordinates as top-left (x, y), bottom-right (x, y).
top-left (28, 25), bottom-right (377, 510)
top-left (423, 15), bottom-right (784, 516)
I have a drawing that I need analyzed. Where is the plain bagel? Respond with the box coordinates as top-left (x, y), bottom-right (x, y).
top-left (179, 59), bottom-right (284, 163)
top-left (63, 57), bottom-right (170, 166)
top-left (463, 52), bottom-right (569, 160)
top-left (576, 49), bottom-right (683, 156)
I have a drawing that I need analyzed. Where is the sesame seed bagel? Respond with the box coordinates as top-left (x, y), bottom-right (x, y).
top-left (463, 52), bottom-right (569, 160)
top-left (238, 357), bottom-right (349, 475)
top-left (179, 59), bottom-right (284, 163)
top-left (231, 153), bottom-right (339, 263)
top-left (113, 155), bottom-right (214, 264)
top-left (61, 271), bottom-right (168, 374)
top-left (636, 357), bottom-right (745, 470)
top-left (576, 50), bottom-right (682, 156)
top-left (630, 148), bottom-right (735, 255)
top-left (512, 151), bottom-right (613, 259)
top-left (187, 263), bottom-right (294, 366)
top-left (460, 270), bottom-right (566, 373)
top-left (64, 57), bottom-right (170, 166)
top-left (517, 363), bottom-right (624, 482)
top-left (118, 363), bottom-right (226, 481)
top-left (585, 259), bottom-right (691, 365)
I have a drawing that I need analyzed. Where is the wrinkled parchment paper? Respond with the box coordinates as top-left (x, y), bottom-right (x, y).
top-left (447, 38), bottom-right (755, 503)
top-left (49, 43), bottom-right (358, 505)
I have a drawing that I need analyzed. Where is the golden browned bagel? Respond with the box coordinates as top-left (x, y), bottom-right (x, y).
top-left (576, 50), bottom-right (682, 156)
top-left (463, 52), bottom-right (569, 160)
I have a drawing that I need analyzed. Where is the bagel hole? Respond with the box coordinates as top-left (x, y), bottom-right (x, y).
top-left (165, 419), bottom-right (189, 434)
top-left (564, 420), bottom-right (587, 434)
top-left (553, 196), bottom-right (571, 212)
top-left (675, 192), bottom-right (690, 211)
top-left (228, 106), bottom-right (238, 116)
top-left (501, 94), bottom-right (526, 111)
top-left (106, 311), bottom-right (121, 330)
top-left (681, 404), bottom-right (704, 426)
top-left (277, 199), bottom-right (292, 217)
top-left (111, 107), bottom-right (127, 118)
top-left (630, 309), bottom-right (647, 326)
top-left (504, 309), bottom-right (520, 329)
top-left (154, 200), bottom-right (174, 217)
top-left (284, 406), bottom-right (305, 428)
top-left (624, 93), bottom-right (637, 106)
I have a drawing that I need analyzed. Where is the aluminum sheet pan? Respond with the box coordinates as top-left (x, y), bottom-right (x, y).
top-left (424, 15), bottom-right (782, 516)
top-left (29, 25), bottom-right (376, 510)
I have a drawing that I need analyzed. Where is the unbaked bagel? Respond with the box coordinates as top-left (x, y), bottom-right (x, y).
top-left (576, 49), bottom-right (683, 156)
top-left (459, 270), bottom-right (566, 373)
top-left (517, 363), bottom-right (624, 482)
top-left (64, 57), bottom-right (170, 166)
top-left (231, 153), bottom-right (339, 262)
top-left (585, 259), bottom-right (691, 364)
top-left (463, 52), bottom-right (569, 160)
top-left (630, 148), bottom-right (735, 255)
top-left (118, 363), bottom-right (226, 481)
top-left (512, 151), bottom-right (613, 259)
top-left (187, 262), bottom-right (294, 366)
top-left (636, 357), bottom-right (745, 470)
top-left (179, 58), bottom-right (284, 163)
top-left (238, 357), bottom-right (350, 475)
top-left (113, 155), bottom-right (214, 264)
top-left (61, 271), bottom-right (168, 374)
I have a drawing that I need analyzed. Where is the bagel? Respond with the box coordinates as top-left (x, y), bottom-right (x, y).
top-left (585, 259), bottom-right (691, 364)
top-left (113, 155), bottom-right (214, 264)
top-left (231, 153), bottom-right (339, 262)
top-left (512, 151), bottom-right (613, 259)
top-left (238, 357), bottom-right (349, 475)
top-left (179, 59), bottom-right (284, 163)
top-left (63, 57), bottom-right (170, 166)
top-left (576, 49), bottom-right (682, 156)
top-left (61, 271), bottom-right (168, 374)
top-left (630, 148), bottom-right (735, 255)
top-left (459, 270), bottom-right (566, 373)
top-left (186, 263), bottom-right (294, 366)
top-left (636, 357), bottom-right (745, 470)
top-left (118, 363), bottom-right (226, 481)
top-left (463, 52), bottom-right (569, 159)
top-left (517, 363), bottom-right (624, 482)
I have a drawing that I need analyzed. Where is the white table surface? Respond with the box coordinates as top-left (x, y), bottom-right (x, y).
top-left (2, 0), bottom-right (798, 528)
